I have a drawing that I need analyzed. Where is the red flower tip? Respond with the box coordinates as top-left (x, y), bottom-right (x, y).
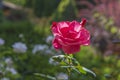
top-left (51, 22), bottom-right (57, 30)
top-left (80, 18), bottom-right (87, 27)
top-left (52, 22), bottom-right (57, 26)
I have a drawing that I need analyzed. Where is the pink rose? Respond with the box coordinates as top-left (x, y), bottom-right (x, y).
top-left (51, 18), bottom-right (90, 54)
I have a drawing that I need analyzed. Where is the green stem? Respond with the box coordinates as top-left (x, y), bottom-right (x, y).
top-left (66, 54), bottom-right (73, 80)
top-left (67, 68), bottom-right (71, 80)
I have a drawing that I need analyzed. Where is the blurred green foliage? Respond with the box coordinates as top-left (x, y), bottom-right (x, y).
top-left (93, 12), bottom-right (119, 36)
top-left (0, 10), bottom-right (3, 22)
top-left (74, 46), bottom-right (120, 80)
top-left (25, 0), bottom-right (77, 20)
top-left (0, 21), bottom-right (32, 33)
top-left (52, 0), bottom-right (77, 21)
top-left (5, 0), bottom-right (25, 6)
top-left (25, 0), bottom-right (60, 17)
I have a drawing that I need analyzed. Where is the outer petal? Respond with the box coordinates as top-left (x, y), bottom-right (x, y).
top-left (57, 21), bottom-right (70, 36)
top-left (81, 39), bottom-right (90, 45)
top-left (51, 22), bottom-right (59, 36)
top-left (79, 28), bottom-right (90, 45)
top-left (62, 45), bottom-right (80, 54)
top-left (52, 38), bottom-right (62, 49)
top-left (57, 21), bottom-right (69, 29)
top-left (80, 18), bottom-right (87, 27)
top-left (69, 20), bottom-right (82, 32)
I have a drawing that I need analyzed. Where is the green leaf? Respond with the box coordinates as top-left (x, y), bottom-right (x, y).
top-left (51, 55), bottom-right (65, 62)
top-left (72, 58), bottom-right (80, 66)
top-left (72, 67), bottom-right (81, 74)
top-left (61, 65), bottom-right (74, 68)
top-left (76, 66), bottom-right (86, 74)
top-left (34, 73), bottom-right (56, 80)
top-left (69, 54), bottom-right (73, 58)
top-left (60, 65), bottom-right (81, 74)
top-left (82, 67), bottom-right (96, 77)
top-left (60, 61), bottom-right (67, 65)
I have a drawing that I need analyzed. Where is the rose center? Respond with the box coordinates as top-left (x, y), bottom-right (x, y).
top-left (61, 27), bottom-right (77, 39)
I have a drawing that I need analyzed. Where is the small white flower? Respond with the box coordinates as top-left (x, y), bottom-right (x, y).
top-left (46, 35), bottom-right (53, 43)
top-left (45, 49), bottom-right (54, 55)
top-left (0, 64), bottom-right (3, 67)
top-left (32, 44), bottom-right (48, 54)
top-left (5, 58), bottom-right (13, 67)
top-left (12, 42), bottom-right (27, 53)
top-left (0, 38), bottom-right (5, 46)
top-left (56, 72), bottom-right (68, 80)
top-left (6, 67), bottom-right (17, 75)
top-left (19, 33), bottom-right (24, 38)
top-left (1, 78), bottom-right (10, 80)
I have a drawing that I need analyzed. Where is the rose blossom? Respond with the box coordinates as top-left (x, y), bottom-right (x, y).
top-left (51, 18), bottom-right (90, 54)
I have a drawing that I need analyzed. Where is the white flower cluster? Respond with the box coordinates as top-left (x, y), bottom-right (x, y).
top-left (5, 58), bottom-right (13, 67)
top-left (32, 44), bottom-right (49, 54)
top-left (46, 35), bottom-right (53, 43)
top-left (6, 67), bottom-right (18, 75)
top-left (12, 42), bottom-right (54, 54)
top-left (1, 78), bottom-right (10, 80)
top-left (0, 35), bottom-right (58, 55)
top-left (31, 35), bottom-right (54, 54)
top-left (0, 38), bottom-right (5, 46)
top-left (5, 57), bottom-right (18, 75)
top-left (12, 42), bottom-right (27, 53)
top-left (56, 72), bottom-right (68, 80)
top-left (0, 57), bottom-right (18, 80)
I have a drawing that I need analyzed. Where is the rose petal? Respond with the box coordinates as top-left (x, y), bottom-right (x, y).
top-left (58, 21), bottom-right (69, 29)
top-left (81, 39), bottom-right (90, 45)
top-left (51, 22), bottom-right (62, 37)
top-left (80, 18), bottom-right (87, 27)
top-left (60, 27), bottom-right (69, 37)
top-left (69, 20), bottom-right (82, 32)
top-left (62, 45), bottom-right (80, 54)
top-left (51, 22), bottom-right (58, 35)
top-left (79, 28), bottom-right (90, 44)
top-left (60, 28), bottom-right (78, 39)
top-left (53, 38), bottom-right (62, 49)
